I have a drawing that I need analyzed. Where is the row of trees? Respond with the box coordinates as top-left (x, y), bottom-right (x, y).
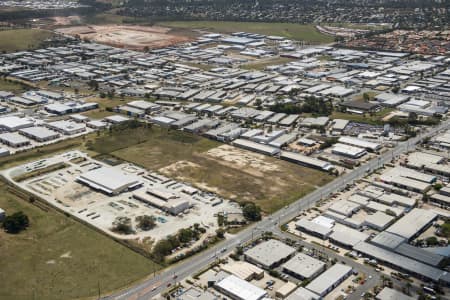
top-left (271, 96), bottom-right (333, 116)
top-left (152, 224), bottom-right (206, 262)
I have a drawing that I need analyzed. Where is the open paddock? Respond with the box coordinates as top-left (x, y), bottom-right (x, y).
top-left (56, 25), bottom-right (193, 50)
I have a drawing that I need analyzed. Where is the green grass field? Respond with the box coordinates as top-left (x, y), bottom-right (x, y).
top-left (0, 29), bottom-right (54, 53)
top-left (242, 57), bottom-right (296, 70)
top-left (158, 21), bottom-right (334, 43)
top-left (0, 181), bottom-right (160, 300)
top-left (0, 78), bottom-right (30, 93)
top-left (331, 108), bottom-right (394, 125)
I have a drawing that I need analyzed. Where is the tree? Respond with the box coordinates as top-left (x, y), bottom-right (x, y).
top-left (363, 92), bottom-right (371, 101)
top-left (111, 217), bottom-right (134, 234)
top-left (152, 239), bottom-right (174, 262)
top-left (136, 215), bottom-right (156, 231)
top-left (408, 112), bottom-right (418, 123)
top-left (178, 228), bottom-right (193, 243)
top-left (2, 211), bottom-right (29, 234)
top-left (242, 203), bottom-right (262, 221)
top-left (426, 236), bottom-right (439, 246)
top-left (216, 228), bottom-right (225, 239)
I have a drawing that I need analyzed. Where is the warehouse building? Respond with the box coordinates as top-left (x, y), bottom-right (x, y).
top-left (104, 115), bottom-right (130, 124)
top-left (77, 167), bottom-right (142, 195)
top-left (87, 120), bottom-right (108, 130)
top-left (296, 218), bottom-right (333, 239)
top-left (375, 93), bottom-right (409, 107)
top-left (370, 231), bottom-right (405, 250)
top-left (221, 261), bottom-right (264, 281)
top-left (332, 143), bottom-right (367, 158)
top-left (430, 193), bottom-right (450, 209)
top-left (232, 139), bottom-right (280, 156)
top-left (385, 208), bottom-right (438, 241)
top-left (214, 275), bottom-right (267, 300)
top-left (375, 287), bottom-right (417, 300)
top-left (127, 100), bottom-right (161, 113)
top-left (70, 114), bottom-right (89, 123)
top-left (282, 253), bottom-right (326, 280)
top-left (275, 282), bottom-right (297, 299)
top-left (133, 189), bottom-right (190, 215)
top-left (244, 239), bottom-right (296, 269)
top-left (305, 264), bottom-right (352, 297)
top-left (0, 132), bottom-right (30, 147)
top-left (269, 133), bottom-right (298, 148)
top-left (379, 167), bottom-right (434, 193)
top-left (366, 201), bottom-right (405, 217)
top-left (338, 136), bottom-right (381, 152)
top-left (376, 193), bottom-right (416, 208)
top-left (0, 116), bottom-right (34, 131)
top-left (0, 148), bottom-right (10, 157)
top-left (353, 242), bottom-right (447, 283)
top-left (46, 120), bottom-right (86, 135)
top-left (286, 287), bottom-right (321, 300)
top-left (328, 200), bottom-right (361, 217)
top-left (364, 211), bottom-right (395, 231)
top-left (329, 225), bottom-right (369, 248)
top-left (280, 151), bottom-right (333, 171)
top-left (19, 126), bottom-right (60, 142)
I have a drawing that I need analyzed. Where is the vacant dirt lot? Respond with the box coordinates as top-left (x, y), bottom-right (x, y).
top-left (56, 25), bottom-right (192, 50)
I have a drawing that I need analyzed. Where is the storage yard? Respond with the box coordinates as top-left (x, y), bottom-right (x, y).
top-left (1, 151), bottom-right (241, 243)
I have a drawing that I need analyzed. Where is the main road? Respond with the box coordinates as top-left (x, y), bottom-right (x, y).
top-left (105, 119), bottom-right (450, 300)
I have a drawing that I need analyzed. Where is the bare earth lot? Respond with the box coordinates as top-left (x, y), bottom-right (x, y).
top-left (94, 127), bottom-right (333, 213)
top-left (56, 25), bottom-right (193, 50)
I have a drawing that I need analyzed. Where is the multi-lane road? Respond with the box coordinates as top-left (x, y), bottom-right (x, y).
top-left (106, 119), bottom-right (450, 300)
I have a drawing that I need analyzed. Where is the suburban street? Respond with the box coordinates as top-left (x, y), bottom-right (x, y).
top-left (106, 119), bottom-right (450, 300)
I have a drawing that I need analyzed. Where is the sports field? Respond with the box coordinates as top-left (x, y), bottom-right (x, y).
top-left (0, 29), bottom-right (54, 53)
top-left (0, 181), bottom-right (161, 300)
top-left (158, 21), bottom-right (334, 43)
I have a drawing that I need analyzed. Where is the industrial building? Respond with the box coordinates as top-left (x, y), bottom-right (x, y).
top-left (232, 139), bottom-right (280, 156)
top-left (296, 218), bottom-right (333, 239)
top-left (133, 188), bottom-right (190, 215)
top-left (385, 208), bottom-right (437, 241)
top-left (328, 200), bottom-right (361, 217)
top-left (305, 264), bottom-right (352, 297)
top-left (375, 287), bottom-right (417, 300)
top-left (0, 116), bottom-right (34, 131)
top-left (19, 126), bottom-right (60, 142)
top-left (332, 143), bottom-right (367, 158)
top-left (282, 253), bottom-right (326, 280)
top-left (379, 167), bottom-right (435, 193)
top-left (214, 275), bottom-right (267, 300)
top-left (0, 132), bottom-right (30, 147)
top-left (244, 239), bottom-right (296, 269)
top-left (363, 211), bottom-right (395, 231)
top-left (280, 151), bottom-right (333, 171)
top-left (77, 167), bottom-right (142, 195)
top-left (329, 226), bottom-right (369, 248)
top-left (338, 136), bottom-right (381, 152)
top-left (353, 241), bottom-right (448, 283)
top-left (275, 282), bottom-right (297, 299)
top-left (221, 261), bottom-right (264, 281)
top-left (286, 287), bottom-right (321, 300)
top-left (46, 120), bottom-right (86, 135)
